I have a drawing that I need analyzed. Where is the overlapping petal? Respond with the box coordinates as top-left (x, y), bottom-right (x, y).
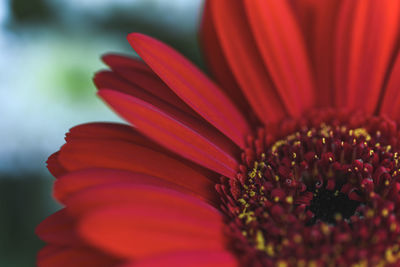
top-left (99, 90), bottom-right (239, 178)
top-left (205, 0), bottom-right (287, 124)
top-left (121, 251), bottom-right (238, 267)
top-left (335, 0), bottom-right (400, 113)
top-left (127, 33), bottom-right (251, 149)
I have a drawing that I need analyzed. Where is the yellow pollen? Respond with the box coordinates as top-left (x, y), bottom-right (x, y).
top-left (277, 260), bottom-right (288, 267)
top-left (293, 234), bottom-right (302, 243)
top-left (285, 196), bottom-right (293, 204)
top-left (382, 209), bottom-right (389, 217)
top-left (272, 140), bottom-right (287, 153)
top-left (366, 209), bottom-right (374, 218)
top-left (321, 224), bottom-right (330, 235)
top-left (390, 223), bottom-right (397, 232)
top-left (275, 175), bottom-right (280, 181)
top-left (266, 243), bottom-right (275, 257)
top-left (385, 180), bottom-right (390, 186)
top-left (255, 230), bottom-right (265, 250)
top-left (386, 248), bottom-right (396, 263)
top-left (334, 213), bottom-right (342, 221)
top-left (322, 137), bottom-right (326, 144)
top-left (274, 196), bottom-right (280, 202)
top-left (351, 260), bottom-right (367, 267)
top-left (238, 198), bottom-right (246, 205)
top-left (353, 128), bottom-right (371, 141)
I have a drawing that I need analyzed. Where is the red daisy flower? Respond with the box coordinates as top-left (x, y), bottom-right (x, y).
top-left (37, 0), bottom-right (400, 266)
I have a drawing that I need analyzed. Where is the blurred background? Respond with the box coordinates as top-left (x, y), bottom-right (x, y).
top-left (0, 0), bottom-right (204, 265)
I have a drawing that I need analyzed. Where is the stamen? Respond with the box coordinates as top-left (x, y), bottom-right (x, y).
top-left (218, 114), bottom-right (400, 266)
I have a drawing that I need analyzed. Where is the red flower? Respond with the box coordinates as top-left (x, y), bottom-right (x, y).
top-left (37, 1), bottom-right (400, 266)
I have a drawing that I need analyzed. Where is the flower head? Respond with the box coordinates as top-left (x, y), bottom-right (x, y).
top-left (37, 1), bottom-right (400, 266)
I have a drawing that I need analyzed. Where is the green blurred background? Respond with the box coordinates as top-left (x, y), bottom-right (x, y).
top-left (0, 0), bottom-right (204, 265)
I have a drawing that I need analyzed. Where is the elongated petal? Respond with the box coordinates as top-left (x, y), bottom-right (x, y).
top-left (65, 122), bottom-right (217, 179)
top-left (37, 245), bottom-right (119, 267)
top-left (244, 0), bottom-right (315, 114)
top-left (290, 0), bottom-right (341, 108)
top-left (77, 187), bottom-right (226, 259)
top-left (95, 76), bottom-right (240, 160)
top-left (54, 168), bottom-right (196, 204)
top-left (200, 1), bottom-right (253, 120)
top-left (380, 53), bottom-right (400, 120)
top-left (95, 60), bottom-right (199, 117)
top-left (65, 184), bottom-right (219, 218)
top-left (127, 33), bottom-right (251, 148)
top-left (121, 250), bottom-right (238, 267)
top-left (58, 138), bottom-right (218, 203)
top-left (335, 0), bottom-right (400, 113)
top-left (94, 70), bottom-right (197, 118)
top-left (47, 152), bottom-right (68, 177)
top-left (36, 209), bottom-right (80, 246)
top-left (102, 53), bottom-right (148, 71)
top-left (99, 89), bottom-right (238, 178)
top-left (208, 0), bottom-right (287, 124)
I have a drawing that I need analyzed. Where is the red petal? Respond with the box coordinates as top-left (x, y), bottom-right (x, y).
top-left (380, 53), bottom-right (400, 120)
top-left (65, 183), bottom-right (220, 218)
top-left (65, 122), bottom-right (217, 179)
top-left (94, 68), bottom-right (199, 118)
top-left (58, 138), bottom-right (218, 202)
top-left (244, 0), bottom-right (315, 115)
top-left (291, 0), bottom-right (341, 108)
top-left (208, 0), bottom-right (287, 124)
top-left (99, 89), bottom-right (238, 178)
top-left (102, 53), bottom-right (148, 71)
top-left (35, 209), bottom-right (80, 246)
top-left (127, 33), bottom-right (251, 148)
top-left (47, 152), bottom-right (68, 177)
top-left (200, 1), bottom-right (254, 121)
top-left (94, 70), bottom-right (200, 120)
top-left (121, 250), bottom-right (237, 267)
top-left (95, 75), bottom-right (240, 162)
top-left (37, 245), bottom-right (119, 267)
top-left (77, 193), bottom-right (225, 259)
top-left (54, 168), bottom-right (198, 204)
top-left (335, 0), bottom-right (400, 113)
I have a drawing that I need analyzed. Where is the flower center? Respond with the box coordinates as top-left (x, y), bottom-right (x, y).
top-left (217, 115), bottom-right (400, 266)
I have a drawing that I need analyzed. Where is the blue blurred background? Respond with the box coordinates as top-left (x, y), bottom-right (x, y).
top-left (0, 0), bottom-right (204, 265)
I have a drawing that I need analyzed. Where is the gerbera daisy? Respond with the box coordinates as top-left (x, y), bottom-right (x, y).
top-left (36, 0), bottom-right (400, 266)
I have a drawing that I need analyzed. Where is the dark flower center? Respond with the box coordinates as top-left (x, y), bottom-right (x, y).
top-left (217, 114), bottom-right (400, 266)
